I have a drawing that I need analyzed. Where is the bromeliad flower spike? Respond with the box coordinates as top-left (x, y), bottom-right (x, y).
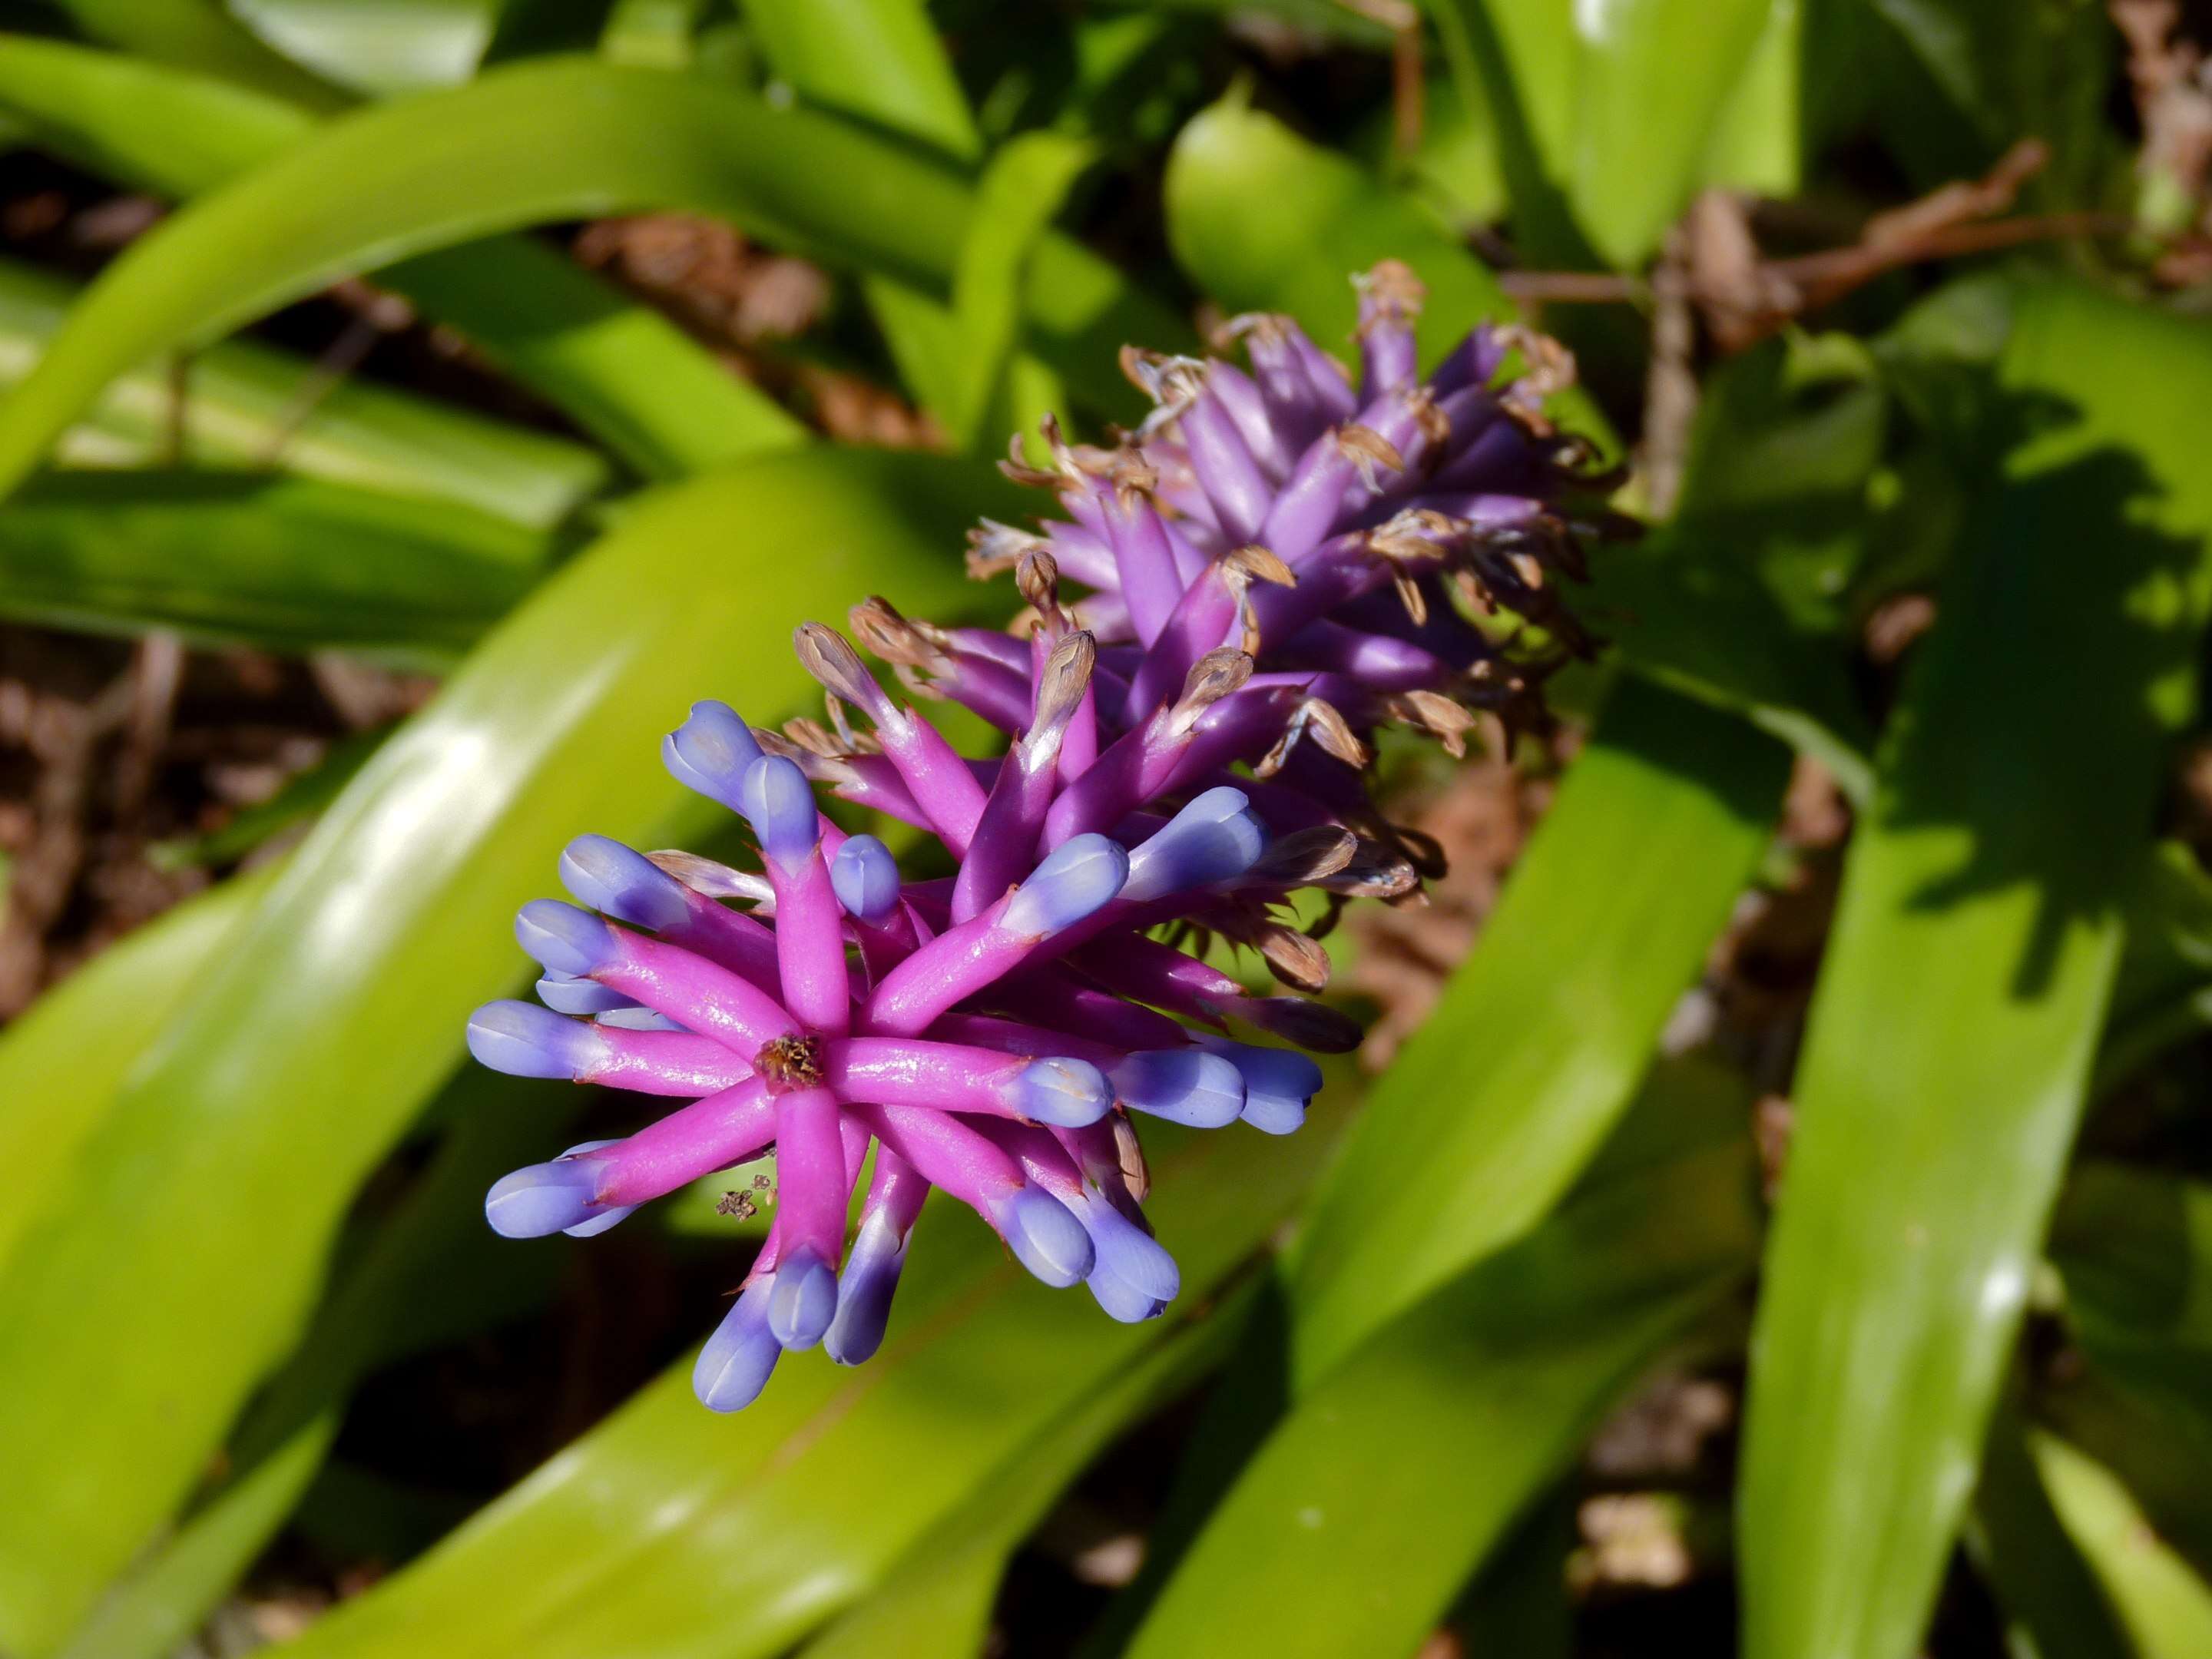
top-left (467, 263), bottom-right (1608, 1411)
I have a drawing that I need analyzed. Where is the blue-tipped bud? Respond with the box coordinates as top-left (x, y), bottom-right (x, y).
top-left (740, 755), bottom-right (820, 866)
top-left (989, 1183), bottom-right (1095, 1288)
top-left (1002, 833), bottom-right (1129, 939)
top-left (693, 1279), bottom-right (780, 1412)
top-left (1110, 1049), bottom-right (1246, 1128)
top-left (485, 1152), bottom-right (612, 1238)
top-left (515, 899), bottom-right (614, 978)
top-left (467, 999), bottom-right (601, 1081)
top-left (830, 834), bottom-right (902, 922)
top-left (1076, 1191), bottom-right (1181, 1304)
top-left (767, 1243), bottom-right (839, 1350)
top-left (1086, 1269), bottom-right (1167, 1323)
top-left (1119, 786), bottom-right (1267, 902)
top-left (667, 700), bottom-right (763, 809)
top-left (559, 835), bottom-right (691, 932)
top-left (825, 1207), bottom-right (908, 1365)
top-left (1010, 1058), bottom-right (1113, 1127)
top-left (593, 1006), bottom-right (689, 1033)
top-left (1196, 1035), bottom-right (1321, 1135)
top-left (558, 1141), bottom-right (638, 1236)
top-left (537, 973), bottom-right (638, 1016)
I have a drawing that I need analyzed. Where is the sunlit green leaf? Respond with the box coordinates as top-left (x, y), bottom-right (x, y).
top-left (0, 55), bottom-right (1180, 503)
top-left (2036, 1432), bottom-right (2212, 1659)
top-left (0, 37), bottom-right (804, 478)
top-left (1738, 281), bottom-right (2212, 1659)
top-left (1124, 1132), bottom-right (1760, 1658)
top-left (1287, 680), bottom-right (1787, 1386)
top-left (0, 470), bottom-right (549, 664)
top-left (0, 446), bottom-right (1022, 1656)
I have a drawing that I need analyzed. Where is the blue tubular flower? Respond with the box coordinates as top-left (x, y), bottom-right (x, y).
top-left (465, 266), bottom-right (1600, 1411)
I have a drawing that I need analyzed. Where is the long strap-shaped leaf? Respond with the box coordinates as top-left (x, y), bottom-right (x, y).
top-left (0, 37), bottom-right (803, 478)
top-left (1738, 281), bottom-right (2212, 1659)
top-left (263, 1104), bottom-right (1353, 1659)
top-left (0, 447), bottom-right (1016, 1657)
top-left (1124, 1131), bottom-right (1761, 1658)
top-left (0, 55), bottom-right (1178, 504)
top-left (1287, 678), bottom-right (1787, 1385)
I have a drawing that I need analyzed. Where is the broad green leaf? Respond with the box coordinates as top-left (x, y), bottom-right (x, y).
top-left (0, 470), bottom-right (548, 664)
top-left (0, 38), bottom-right (803, 478)
top-left (946, 133), bottom-right (1095, 450)
top-left (227, 0), bottom-right (506, 93)
top-left (0, 55), bottom-right (1179, 502)
top-left (0, 257), bottom-right (606, 528)
top-left (2036, 1432), bottom-right (2212, 1659)
top-left (1738, 283), bottom-right (2212, 1659)
top-left (0, 446), bottom-right (1023, 1656)
top-left (0, 866), bottom-right (277, 1286)
top-left (798, 1278), bottom-right (1260, 1659)
top-left (735, 0), bottom-right (980, 160)
top-left (1969, 1401), bottom-right (2134, 1659)
top-left (1429, 0), bottom-right (1785, 267)
top-left (58, 1074), bottom-right (571, 1659)
top-left (1287, 679), bottom-right (1788, 1385)
top-left (43, 0), bottom-right (346, 110)
top-left (1701, 0), bottom-right (1803, 196)
top-left (264, 1103), bottom-right (1353, 1659)
top-left (1567, 0), bottom-right (1778, 267)
top-left (1124, 1132), bottom-right (1760, 1659)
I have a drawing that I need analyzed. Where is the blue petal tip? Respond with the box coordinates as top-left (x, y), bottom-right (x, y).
top-left (830, 834), bottom-right (902, 922)
top-left (1111, 1049), bottom-right (1245, 1128)
top-left (1004, 833), bottom-right (1128, 938)
top-left (767, 1245), bottom-right (839, 1350)
top-left (1012, 1057), bottom-right (1113, 1127)
top-left (740, 755), bottom-right (820, 866)
top-left (515, 899), bottom-right (614, 977)
top-left (693, 1280), bottom-right (780, 1412)
top-left (466, 999), bottom-right (598, 1081)
top-left (559, 835), bottom-right (690, 933)
top-left (993, 1184), bottom-right (1095, 1287)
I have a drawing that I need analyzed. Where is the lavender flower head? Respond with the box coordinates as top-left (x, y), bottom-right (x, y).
top-left (469, 263), bottom-right (1604, 1410)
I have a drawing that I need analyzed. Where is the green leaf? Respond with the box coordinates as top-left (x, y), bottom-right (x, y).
top-left (0, 256), bottom-right (607, 528)
top-left (1286, 679), bottom-right (1788, 1386)
top-left (0, 865), bottom-right (278, 1287)
top-left (0, 55), bottom-right (1179, 504)
top-left (733, 0), bottom-right (980, 161)
top-left (263, 1104), bottom-right (1353, 1659)
top-left (2035, 1432), bottom-right (2212, 1659)
top-left (41, 0), bottom-right (347, 111)
top-left (797, 1279), bottom-right (1257, 1659)
top-left (0, 470), bottom-right (549, 664)
top-left (1427, 0), bottom-right (1786, 268)
top-left (1123, 1131), bottom-right (1760, 1659)
top-left (2094, 843), bottom-right (2212, 1093)
top-left (225, 0), bottom-right (508, 94)
top-left (56, 1072), bottom-right (573, 1659)
top-left (1738, 281), bottom-right (2212, 1659)
top-left (1969, 1400), bottom-right (2134, 1659)
top-left (946, 132), bottom-right (1095, 450)
top-left (1565, 0), bottom-right (1779, 267)
top-left (0, 37), bottom-right (804, 478)
top-left (0, 446), bottom-right (1022, 1657)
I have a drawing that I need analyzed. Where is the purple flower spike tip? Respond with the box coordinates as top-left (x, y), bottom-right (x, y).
top-left (989, 1183), bottom-right (1097, 1287)
top-left (1120, 786), bottom-right (1268, 902)
top-left (1111, 1049), bottom-right (1245, 1128)
top-left (740, 753), bottom-right (821, 866)
top-left (467, 998), bottom-right (600, 1081)
top-left (830, 834), bottom-right (902, 921)
top-left (694, 1279), bottom-right (780, 1412)
top-left (767, 1244), bottom-right (840, 1350)
top-left (1002, 833), bottom-right (1128, 939)
top-left (514, 899), bottom-right (614, 978)
top-left (559, 835), bottom-right (691, 933)
top-left (667, 700), bottom-right (763, 808)
top-left (1010, 1057), bottom-right (1114, 1128)
top-left (471, 264), bottom-right (1602, 1409)
top-left (485, 1153), bottom-right (611, 1238)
